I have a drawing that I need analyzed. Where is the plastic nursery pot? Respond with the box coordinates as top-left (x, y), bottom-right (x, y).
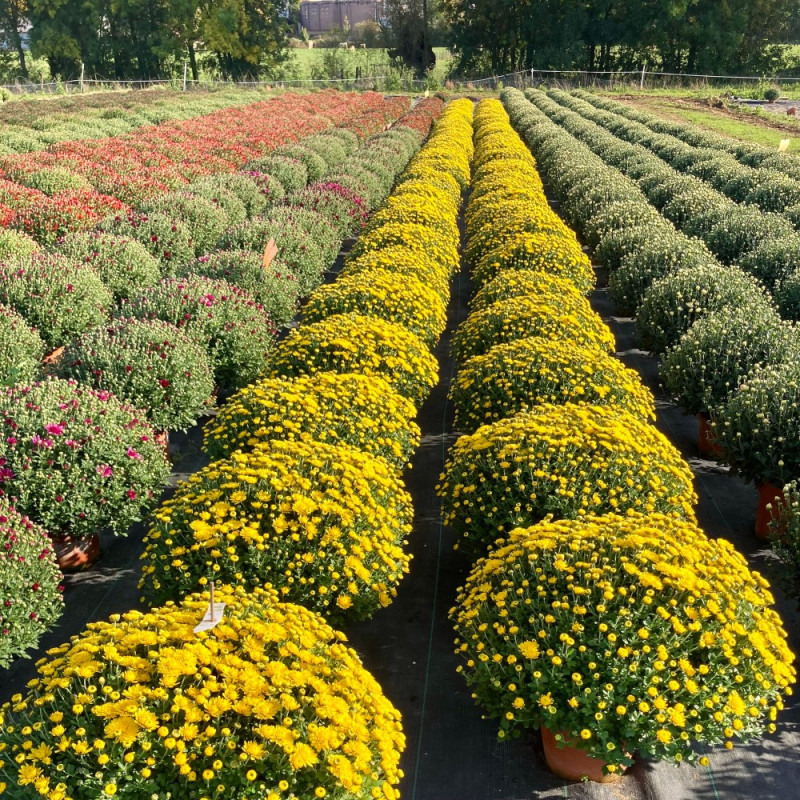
top-left (697, 412), bottom-right (724, 459)
top-left (50, 532), bottom-right (100, 572)
top-left (42, 346), bottom-right (65, 366)
top-left (755, 482), bottom-right (787, 540)
top-left (541, 727), bottom-right (626, 783)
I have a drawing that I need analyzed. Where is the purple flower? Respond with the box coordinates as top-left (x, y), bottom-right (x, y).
top-left (0, 467), bottom-right (13, 482)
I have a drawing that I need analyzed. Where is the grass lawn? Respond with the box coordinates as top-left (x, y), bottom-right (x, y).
top-left (613, 95), bottom-right (800, 152)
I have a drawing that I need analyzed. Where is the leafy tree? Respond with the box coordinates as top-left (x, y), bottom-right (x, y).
top-left (0, 0), bottom-right (29, 77)
top-left (385, 0), bottom-right (436, 77)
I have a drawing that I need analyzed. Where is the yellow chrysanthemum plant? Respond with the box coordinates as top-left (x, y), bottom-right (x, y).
top-left (339, 246), bottom-right (450, 305)
top-left (437, 403), bottom-right (697, 555)
top-left (140, 439), bottom-right (412, 620)
top-left (303, 269), bottom-right (447, 348)
top-left (451, 295), bottom-right (616, 364)
top-left (203, 373), bottom-right (420, 470)
top-left (469, 269), bottom-right (584, 313)
top-left (450, 336), bottom-right (656, 434)
top-left (267, 313), bottom-right (438, 407)
top-left (450, 513), bottom-right (796, 774)
top-left (0, 586), bottom-right (406, 800)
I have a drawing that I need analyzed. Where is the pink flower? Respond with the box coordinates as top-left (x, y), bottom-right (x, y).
top-left (158, 379), bottom-right (170, 389)
top-left (6, 437), bottom-right (16, 445)
top-left (96, 464), bottom-right (113, 478)
top-left (0, 467), bottom-right (14, 482)
top-left (127, 489), bottom-right (137, 500)
top-left (126, 447), bottom-right (142, 460)
top-left (199, 294), bottom-right (216, 307)
top-left (45, 423), bottom-right (65, 436)
top-left (31, 435), bottom-right (53, 449)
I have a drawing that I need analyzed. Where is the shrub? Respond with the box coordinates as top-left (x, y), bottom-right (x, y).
top-left (301, 133), bottom-right (347, 169)
top-left (55, 231), bottom-right (161, 301)
top-left (116, 277), bottom-right (277, 395)
top-left (98, 211), bottom-right (195, 273)
top-left (661, 305), bottom-right (798, 416)
top-left (714, 359), bottom-right (800, 486)
top-left (304, 268), bottom-right (446, 347)
top-left (739, 236), bottom-right (800, 290)
top-left (704, 208), bottom-right (795, 264)
top-left (470, 270), bottom-right (584, 312)
top-left (0, 500), bottom-right (63, 668)
top-left (55, 318), bottom-right (215, 432)
top-left (776, 266), bottom-right (800, 320)
top-left (437, 403), bottom-right (696, 554)
top-left (582, 200), bottom-right (664, 249)
top-left (272, 143), bottom-right (327, 182)
top-left (609, 237), bottom-right (717, 316)
top-left (324, 168), bottom-right (384, 209)
top-left (19, 166), bottom-right (93, 196)
top-left (451, 295), bottom-right (615, 364)
top-left (0, 253), bottom-right (112, 350)
top-left (349, 221), bottom-right (460, 276)
top-left (451, 512), bottom-right (795, 772)
top-left (185, 250), bottom-right (300, 326)
top-left (772, 481), bottom-right (800, 578)
top-left (0, 304), bottom-right (46, 386)
top-left (141, 439), bottom-right (412, 618)
top-left (243, 155), bottom-right (308, 193)
top-left (0, 228), bottom-right (38, 262)
top-left (203, 372), bottom-right (420, 469)
top-left (217, 216), bottom-right (327, 295)
top-left (268, 313), bottom-right (438, 406)
top-left (0, 377), bottom-right (170, 539)
top-left (193, 172), bottom-right (278, 218)
top-left (340, 245), bottom-right (450, 304)
top-left (140, 192), bottom-right (230, 256)
top-left (0, 586), bottom-right (405, 799)
top-left (637, 265), bottom-right (773, 354)
top-left (471, 232), bottom-right (594, 293)
top-left (451, 336), bottom-right (655, 433)
top-left (592, 225), bottom-right (653, 272)
top-left (288, 182), bottom-right (369, 238)
top-left (185, 180), bottom-right (248, 226)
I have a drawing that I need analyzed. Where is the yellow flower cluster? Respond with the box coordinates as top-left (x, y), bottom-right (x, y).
top-left (303, 268), bottom-right (447, 347)
top-left (267, 312), bottom-right (438, 406)
top-left (203, 372), bottom-right (420, 470)
top-left (451, 293), bottom-right (616, 364)
top-left (463, 104), bottom-right (593, 293)
top-left (438, 402), bottom-right (696, 553)
top-left (141, 438), bottom-right (412, 619)
top-left (443, 97), bottom-right (796, 773)
top-left (271, 100), bottom-right (475, 409)
top-left (450, 336), bottom-right (656, 433)
top-left (0, 586), bottom-right (405, 800)
top-left (450, 513), bottom-right (796, 770)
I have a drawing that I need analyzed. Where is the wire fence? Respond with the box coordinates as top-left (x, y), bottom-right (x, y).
top-left (4, 67), bottom-right (800, 96)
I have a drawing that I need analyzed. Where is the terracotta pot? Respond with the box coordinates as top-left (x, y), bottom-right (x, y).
top-left (755, 482), bottom-right (786, 539)
top-left (155, 430), bottom-right (170, 460)
top-left (42, 346), bottom-right (65, 366)
top-left (51, 532), bottom-right (101, 572)
top-left (697, 412), bottom-right (723, 458)
top-left (541, 727), bottom-right (624, 783)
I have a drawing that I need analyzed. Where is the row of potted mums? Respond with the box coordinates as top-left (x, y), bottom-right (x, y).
top-left (437, 99), bottom-right (796, 782)
top-left (0, 99), bottom-right (476, 799)
top-left (504, 87), bottom-right (800, 543)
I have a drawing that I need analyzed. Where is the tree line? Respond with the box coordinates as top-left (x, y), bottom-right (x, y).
top-left (1, 0), bottom-right (799, 82)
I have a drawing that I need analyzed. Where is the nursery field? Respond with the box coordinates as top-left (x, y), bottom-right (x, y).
top-left (0, 86), bottom-right (799, 800)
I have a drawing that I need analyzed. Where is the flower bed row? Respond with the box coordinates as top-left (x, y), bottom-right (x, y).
top-left (525, 89), bottom-right (800, 316)
top-left (0, 88), bottom-right (275, 154)
top-left (0, 98), bottom-right (441, 671)
top-left (504, 88), bottom-right (800, 535)
top-left (0, 96), bottom-right (471, 800)
top-left (439, 99), bottom-right (795, 780)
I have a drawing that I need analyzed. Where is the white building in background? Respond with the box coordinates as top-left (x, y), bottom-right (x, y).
top-left (300, 0), bottom-right (386, 35)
